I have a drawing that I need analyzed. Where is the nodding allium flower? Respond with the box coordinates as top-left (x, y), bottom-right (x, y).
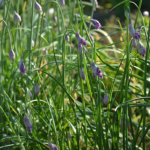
top-left (35, 84), bottom-right (40, 95)
top-left (137, 42), bottom-right (146, 57)
top-left (48, 142), bottom-right (58, 150)
top-left (9, 49), bottom-right (15, 61)
top-left (80, 69), bottom-right (86, 80)
top-left (19, 59), bottom-right (25, 74)
top-left (53, 15), bottom-right (57, 23)
top-left (91, 61), bottom-right (103, 79)
top-left (68, 132), bottom-right (72, 139)
top-left (14, 11), bottom-right (21, 23)
top-left (24, 116), bottom-right (32, 133)
top-left (129, 24), bottom-right (140, 39)
top-left (76, 32), bottom-right (86, 46)
top-left (131, 38), bottom-right (137, 48)
top-left (90, 0), bottom-right (98, 7)
top-left (101, 95), bottom-right (108, 105)
top-left (59, 0), bottom-right (65, 6)
top-left (65, 34), bottom-right (69, 42)
top-left (90, 19), bottom-right (101, 30)
top-left (34, 1), bottom-right (42, 13)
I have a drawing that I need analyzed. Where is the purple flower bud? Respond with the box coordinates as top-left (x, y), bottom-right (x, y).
top-left (9, 49), bottom-right (15, 61)
top-left (19, 59), bottom-right (25, 74)
top-left (28, 89), bottom-right (32, 99)
top-left (137, 42), bottom-right (146, 57)
top-left (35, 84), bottom-right (40, 95)
top-left (90, 19), bottom-right (101, 30)
top-left (24, 116), bottom-right (32, 133)
top-left (101, 95), bottom-right (108, 105)
top-left (65, 34), bottom-right (69, 42)
top-left (131, 38), bottom-right (137, 48)
top-left (14, 11), bottom-right (21, 23)
top-left (75, 32), bottom-right (86, 46)
top-left (90, 0), bottom-right (98, 7)
top-left (68, 132), bottom-right (72, 139)
top-left (53, 15), bottom-right (57, 23)
top-left (59, 0), bottom-right (65, 6)
top-left (91, 61), bottom-right (103, 79)
top-left (129, 24), bottom-right (140, 39)
top-left (80, 69), bottom-right (86, 80)
top-left (48, 142), bottom-right (58, 150)
top-left (34, 1), bottom-right (42, 13)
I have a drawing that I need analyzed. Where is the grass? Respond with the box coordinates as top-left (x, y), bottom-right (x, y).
top-left (0, 0), bottom-right (150, 149)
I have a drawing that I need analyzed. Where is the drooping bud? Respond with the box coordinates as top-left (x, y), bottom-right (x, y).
top-left (68, 132), bottom-right (72, 139)
top-left (9, 49), bottom-right (15, 61)
top-left (28, 89), bottom-right (32, 99)
top-left (65, 34), bottom-right (69, 42)
top-left (19, 59), bottom-right (25, 74)
top-left (80, 69), bottom-right (86, 80)
top-left (53, 15), bottom-right (57, 23)
top-left (131, 38), bottom-right (137, 48)
top-left (90, 19), bottom-right (101, 30)
top-left (91, 61), bottom-right (103, 79)
top-left (35, 84), bottom-right (40, 95)
top-left (14, 11), bottom-right (21, 23)
top-left (129, 24), bottom-right (140, 39)
top-left (24, 116), bottom-right (32, 133)
top-left (48, 142), bottom-right (58, 150)
top-left (137, 42), bottom-right (146, 57)
top-left (59, 0), bottom-right (65, 6)
top-left (34, 1), bottom-right (42, 13)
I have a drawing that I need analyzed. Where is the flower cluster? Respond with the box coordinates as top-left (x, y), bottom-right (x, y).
top-left (91, 61), bottom-right (103, 79)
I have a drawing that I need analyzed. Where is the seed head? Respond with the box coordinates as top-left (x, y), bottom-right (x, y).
top-left (24, 116), bottom-right (32, 133)
top-left (14, 11), bottom-right (21, 23)
top-left (34, 1), bottom-right (42, 13)
top-left (19, 59), bottom-right (25, 74)
top-left (9, 49), bottom-right (15, 61)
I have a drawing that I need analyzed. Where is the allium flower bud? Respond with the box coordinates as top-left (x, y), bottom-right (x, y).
top-left (65, 34), bottom-right (69, 42)
top-left (53, 15), bottom-right (57, 23)
top-left (68, 132), bottom-right (72, 139)
top-left (101, 95), bottom-right (108, 105)
top-left (34, 1), bottom-right (42, 13)
top-left (9, 49), bottom-right (15, 61)
top-left (35, 84), bottom-right (40, 95)
top-left (91, 61), bottom-right (103, 79)
top-left (28, 89), bottom-right (32, 99)
top-left (48, 142), bottom-right (58, 150)
top-left (80, 69), bottom-right (86, 80)
top-left (76, 32), bottom-right (86, 46)
top-left (49, 8), bottom-right (54, 15)
top-left (14, 11), bottom-right (21, 23)
top-left (131, 38), bottom-right (137, 48)
top-left (129, 24), bottom-right (140, 39)
top-left (90, 0), bottom-right (98, 7)
top-left (24, 116), bottom-right (32, 133)
top-left (19, 59), bottom-right (25, 74)
top-left (90, 19), bottom-right (101, 30)
top-left (59, 0), bottom-right (65, 6)
top-left (137, 42), bottom-right (146, 57)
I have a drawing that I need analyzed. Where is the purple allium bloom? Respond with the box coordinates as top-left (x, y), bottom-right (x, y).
top-left (14, 11), bottom-right (21, 23)
top-left (80, 69), bottom-right (86, 80)
top-left (101, 95), bottom-right (108, 105)
top-left (68, 132), bottom-right (72, 139)
top-left (131, 38), bottom-right (137, 48)
top-left (9, 49), bottom-right (15, 61)
top-left (35, 84), bottom-right (40, 95)
top-left (48, 142), bottom-right (58, 150)
top-left (19, 59), bottom-right (25, 74)
top-left (76, 32), bottom-right (86, 46)
top-left (91, 61), bottom-right (103, 79)
top-left (90, 19), bottom-right (101, 30)
top-left (65, 34), bottom-right (69, 42)
top-left (53, 15), bottom-right (57, 23)
top-left (90, 0), bottom-right (98, 7)
top-left (24, 116), bottom-right (32, 133)
top-left (137, 42), bottom-right (146, 57)
top-left (129, 24), bottom-right (140, 39)
top-left (59, 0), bottom-right (65, 6)
top-left (34, 1), bottom-right (42, 13)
